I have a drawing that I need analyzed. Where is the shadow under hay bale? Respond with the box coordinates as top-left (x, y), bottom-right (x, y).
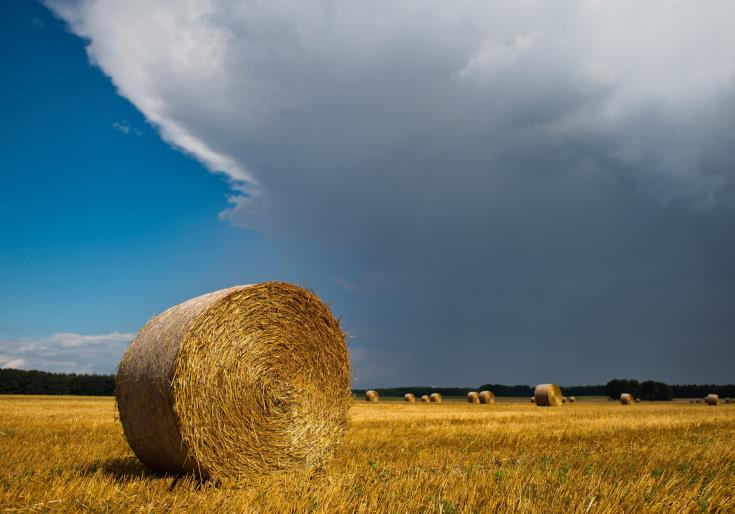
top-left (115, 282), bottom-right (351, 481)
top-left (479, 390), bottom-right (495, 404)
top-left (534, 384), bottom-right (563, 407)
top-left (365, 390), bottom-right (379, 402)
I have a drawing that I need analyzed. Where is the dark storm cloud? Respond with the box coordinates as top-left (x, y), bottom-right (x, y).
top-left (48, 0), bottom-right (735, 385)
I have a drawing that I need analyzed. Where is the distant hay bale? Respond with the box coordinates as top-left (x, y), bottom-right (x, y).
top-left (365, 390), bottom-right (380, 402)
top-left (115, 282), bottom-right (351, 480)
top-left (696, 399), bottom-right (703, 404)
top-left (420, 395), bottom-right (431, 403)
top-left (404, 393), bottom-right (416, 403)
top-left (568, 396), bottom-right (576, 403)
top-left (530, 397), bottom-right (536, 403)
top-left (620, 393), bottom-right (634, 405)
top-left (562, 396), bottom-right (568, 403)
top-left (467, 391), bottom-right (480, 403)
top-left (534, 384), bottom-right (563, 407)
top-left (635, 398), bottom-right (641, 403)
top-left (479, 391), bottom-right (495, 404)
top-left (430, 393), bottom-right (442, 403)
top-left (705, 394), bottom-right (720, 406)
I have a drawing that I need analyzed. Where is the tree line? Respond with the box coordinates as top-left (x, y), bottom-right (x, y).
top-left (0, 368), bottom-right (114, 396)
top-left (2, 368), bottom-right (733, 398)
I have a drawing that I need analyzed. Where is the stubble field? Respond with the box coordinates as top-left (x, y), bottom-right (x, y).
top-left (0, 396), bottom-right (733, 513)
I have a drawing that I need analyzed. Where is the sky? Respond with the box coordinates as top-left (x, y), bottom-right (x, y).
top-left (1, 0), bottom-right (734, 386)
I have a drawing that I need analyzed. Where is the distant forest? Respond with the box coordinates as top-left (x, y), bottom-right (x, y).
top-left (1, 368), bottom-right (733, 399)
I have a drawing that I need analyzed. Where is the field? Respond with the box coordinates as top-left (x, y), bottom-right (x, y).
top-left (1, 397), bottom-right (734, 513)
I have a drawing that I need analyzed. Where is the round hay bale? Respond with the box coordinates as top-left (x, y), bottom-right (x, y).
top-left (705, 393), bottom-right (720, 406)
top-left (430, 393), bottom-right (442, 403)
top-left (115, 282), bottom-right (351, 480)
top-left (568, 396), bottom-right (576, 403)
top-left (420, 395), bottom-right (431, 403)
top-left (635, 398), bottom-right (641, 403)
top-left (404, 393), bottom-right (416, 403)
top-left (562, 396), bottom-right (568, 403)
top-left (467, 391), bottom-right (480, 403)
top-left (620, 393), bottom-right (634, 405)
top-left (365, 390), bottom-right (380, 402)
top-left (534, 384), bottom-right (563, 407)
top-left (530, 396), bottom-right (536, 403)
top-left (479, 391), bottom-right (495, 404)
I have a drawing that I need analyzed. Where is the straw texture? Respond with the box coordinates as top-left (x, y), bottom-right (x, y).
top-left (478, 391), bottom-right (495, 404)
top-left (365, 390), bottom-right (379, 402)
top-left (430, 393), bottom-right (442, 403)
top-left (620, 393), bottom-right (634, 405)
top-left (534, 384), bottom-right (563, 407)
top-left (115, 282), bottom-right (351, 480)
top-left (467, 391), bottom-right (480, 403)
top-left (705, 394), bottom-right (720, 406)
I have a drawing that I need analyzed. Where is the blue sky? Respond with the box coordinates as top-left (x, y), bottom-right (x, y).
top-left (2, 1), bottom-right (735, 385)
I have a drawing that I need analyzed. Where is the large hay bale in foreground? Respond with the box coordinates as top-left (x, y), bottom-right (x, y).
top-left (534, 384), bottom-right (563, 407)
top-left (430, 393), bottom-right (442, 403)
top-left (115, 282), bottom-right (351, 480)
top-left (404, 393), bottom-right (416, 403)
top-left (705, 394), bottom-right (720, 406)
top-left (420, 395), bottom-right (431, 403)
top-left (620, 393), bottom-right (634, 405)
top-left (479, 391), bottom-right (495, 404)
top-left (467, 391), bottom-right (480, 403)
top-left (365, 390), bottom-right (379, 402)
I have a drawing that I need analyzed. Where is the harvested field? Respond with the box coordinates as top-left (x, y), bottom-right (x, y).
top-left (0, 396), bottom-right (734, 512)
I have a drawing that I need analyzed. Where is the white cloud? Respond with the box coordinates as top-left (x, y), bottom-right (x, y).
top-left (0, 357), bottom-right (26, 370)
top-left (0, 332), bottom-right (134, 373)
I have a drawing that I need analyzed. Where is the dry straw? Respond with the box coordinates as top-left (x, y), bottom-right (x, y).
top-left (534, 384), bottom-right (563, 407)
top-left (467, 391), bottom-right (480, 403)
top-left (620, 393), bottom-right (634, 405)
top-left (430, 393), bottom-right (442, 403)
top-left (705, 394), bottom-right (720, 406)
top-left (479, 391), bottom-right (495, 404)
top-left (115, 282), bottom-right (351, 481)
top-left (365, 390), bottom-right (380, 402)
top-left (420, 395), bottom-right (431, 403)
top-left (404, 393), bottom-right (416, 403)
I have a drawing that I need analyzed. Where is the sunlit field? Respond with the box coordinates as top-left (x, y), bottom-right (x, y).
top-left (1, 396), bottom-right (733, 513)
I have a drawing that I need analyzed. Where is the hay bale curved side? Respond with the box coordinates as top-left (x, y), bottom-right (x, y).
top-left (620, 393), bottom-right (634, 405)
top-left (404, 393), bottom-right (416, 403)
top-left (479, 391), bottom-right (495, 404)
top-left (115, 282), bottom-right (351, 480)
top-left (430, 393), bottom-right (442, 403)
top-left (705, 394), bottom-right (720, 406)
top-left (420, 395), bottom-right (430, 403)
top-left (365, 390), bottom-right (379, 402)
top-left (534, 384), bottom-right (563, 407)
top-left (467, 391), bottom-right (480, 403)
